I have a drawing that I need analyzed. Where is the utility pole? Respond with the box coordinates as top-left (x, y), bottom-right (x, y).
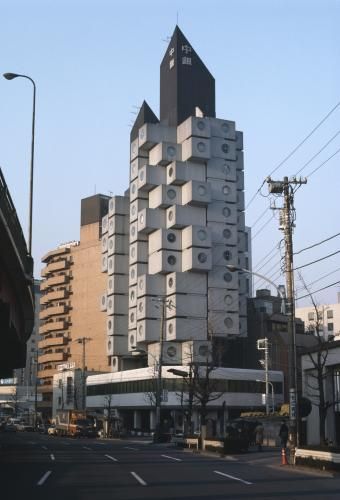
top-left (257, 338), bottom-right (270, 415)
top-left (267, 175), bottom-right (307, 455)
top-left (75, 337), bottom-right (92, 411)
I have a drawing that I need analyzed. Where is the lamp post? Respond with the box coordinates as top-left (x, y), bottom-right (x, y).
top-left (3, 73), bottom-right (36, 256)
top-left (167, 367), bottom-right (194, 435)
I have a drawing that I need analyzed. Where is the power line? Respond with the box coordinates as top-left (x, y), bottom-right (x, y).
top-left (296, 280), bottom-right (340, 301)
top-left (253, 241), bottom-right (282, 269)
top-left (251, 214), bottom-right (275, 241)
top-left (246, 100), bottom-right (340, 210)
top-left (306, 147), bottom-right (340, 178)
top-left (295, 267), bottom-right (340, 292)
top-left (294, 232), bottom-right (340, 256)
top-left (294, 250), bottom-right (340, 271)
top-left (294, 130), bottom-right (340, 176)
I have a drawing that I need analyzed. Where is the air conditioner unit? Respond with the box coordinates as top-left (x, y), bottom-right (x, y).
top-left (148, 228), bottom-right (181, 254)
top-left (166, 318), bottom-right (207, 342)
top-left (209, 179), bottom-right (237, 203)
top-left (166, 161), bottom-right (205, 185)
top-left (107, 315), bottom-right (128, 336)
top-left (207, 222), bottom-right (237, 246)
top-left (181, 137), bottom-right (211, 162)
top-left (166, 205), bottom-right (206, 229)
top-left (149, 142), bottom-right (181, 166)
top-left (177, 116), bottom-right (211, 143)
top-left (206, 158), bottom-right (237, 182)
top-left (208, 265), bottom-right (238, 290)
top-left (108, 196), bottom-right (129, 217)
top-left (137, 274), bottom-right (166, 298)
top-left (182, 247), bottom-right (212, 272)
top-left (149, 184), bottom-right (181, 209)
top-left (209, 118), bottom-right (236, 140)
top-left (208, 288), bottom-right (239, 312)
top-left (207, 201), bottom-right (237, 224)
top-left (136, 319), bottom-right (161, 342)
top-left (166, 272), bottom-right (207, 296)
top-left (148, 250), bottom-right (182, 274)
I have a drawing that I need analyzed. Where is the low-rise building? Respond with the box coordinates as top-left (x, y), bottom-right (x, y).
top-left (296, 293), bottom-right (340, 340)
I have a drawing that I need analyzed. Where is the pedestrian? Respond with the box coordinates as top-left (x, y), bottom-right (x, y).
top-left (254, 422), bottom-right (264, 451)
top-left (279, 420), bottom-right (289, 449)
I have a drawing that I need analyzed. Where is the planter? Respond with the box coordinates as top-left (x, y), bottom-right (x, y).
top-left (295, 448), bottom-right (340, 471)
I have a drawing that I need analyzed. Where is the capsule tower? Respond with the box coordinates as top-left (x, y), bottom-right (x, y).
top-left (101, 27), bottom-right (248, 371)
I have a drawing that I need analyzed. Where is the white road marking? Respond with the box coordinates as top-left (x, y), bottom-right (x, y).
top-left (83, 446), bottom-right (92, 450)
top-left (124, 446), bottom-right (138, 451)
top-left (37, 470), bottom-right (52, 486)
top-left (41, 446), bottom-right (48, 450)
top-left (50, 454), bottom-right (55, 461)
top-left (130, 471), bottom-right (147, 486)
top-left (214, 470), bottom-right (252, 485)
top-left (105, 454), bottom-right (118, 462)
top-left (96, 442), bottom-right (106, 445)
top-left (224, 456), bottom-right (238, 461)
top-left (161, 454), bottom-right (182, 462)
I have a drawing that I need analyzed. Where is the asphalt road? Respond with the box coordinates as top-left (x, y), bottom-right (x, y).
top-left (1, 431), bottom-right (340, 500)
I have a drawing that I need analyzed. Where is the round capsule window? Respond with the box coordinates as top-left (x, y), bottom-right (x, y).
top-left (138, 302), bottom-right (143, 312)
top-left (223, 206), bottom-right (231, 217)
top-left (130, 268), bottom-right (136, 279)
top-left (131, 204), bottom-right (136, 216)
top-left (109, 239), bottom-right (113, 249)
top-left (130, 312), bottom-right (135, 323)
top-left (197, 229), bottom-right (207, 241)
top-left (109, 220), bottom-right (113, 230)
top-left (224, 317), bottom-right (233, 329)
top-left (167, 255), bottom-right (176, 266)
top-left (109, 200), bottom-right (114, 211)
top-left (101, 295), bottom-right (106, 305)
top-left (129, 334), bottom-right (135, 345)
top-left (108, 320), bottom-right (112, 330)
top-left (167, 188), bottom-right (176, 200)
top-left (108, 341), bottom-right (112, 350)
top-left (222, 185), bottom-right (230, 195)
top-left (168, 277), bottom-right (174, 288)
top-left (108, 279), bottom-right (112, 289)
top-left (131, 225), bottom-right (136, 237)
top-left (139, 170), bottom-right (144, 181)
top-left (223, 228), bottom-right (231, 239)
top-left (167, 346), bottom-right (177, 358)
top-left (138, 279), bottom-right (144, 290)
top-left (112, 358), bottom-right (117, 367)
top-left (138, 324), bottom-right (143, 335)
top-left (131, 183), bottom-right (136, 194)
top-left (223, 250), bottom-right (232, 261)
top-left (198, 252), bottom-right (207, 263)
top-left (139, 213), bottom-right (144, 225)
top-left (139, 128), bottom-right (145, 140)
top-left (130, 290), bottom-right (135, 302)
top-left (221, 143), bottom-right (229, 153)
top-left (168, 167), bottom-right (174, 177)
top-left (224, 294), bottom-right (233, 306)
top-left (168, 210), bottom-right (174, 221)
top-left (197, 142), bottom-right (206, 153)
top-left (223, 272), bottom-right (232, 283)
top-left (197, 120), bottom-right (205, 131)
top-left (167, 232), bottom-right (176, 243)
top-left (221, 123), bottom-right (229, 134)
top-left (198, 185), bottom-right (207, 196)
top-left (108, 299), bottom-right (113, 309)
top-left (131, 246), bottom-right (136, 258)
top-left (167, 146), bottom-right (176, 157)
top-left (108, 259), bottom-right (113, 269)
top-left (168, 323), bottom-right (174, 334)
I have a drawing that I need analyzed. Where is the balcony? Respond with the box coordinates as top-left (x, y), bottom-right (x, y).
top-left (39, 351), bottom-right (67, 364)
top-left (40, 320), bottom-right (68, 335)
top-left (40, 289), bottom-right (67, 305)
top-left (37, 369), bottom-right (57, 379)
top-left (38, 335), bottom-right (67, 350)
top-left (42, 246), bottom-right (71, 263)
top-left (40, 274), bottom-right (68, 292)
top-left (41, 259), bottom-right (69, 278)
top-left (38, 384), bottom-right (53, 394)
top-left (40, 305), bottom-right (67, 320)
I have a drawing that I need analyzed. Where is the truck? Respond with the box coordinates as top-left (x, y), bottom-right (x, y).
top-left (55, 410), bottom-right (96, 437)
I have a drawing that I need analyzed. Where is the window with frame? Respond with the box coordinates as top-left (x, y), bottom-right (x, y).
top-left (328, 323), bottom-right (334, 331)
top-left (308, 312), bottom-right (314, 321)
top-left (327, 310), bottom-right (334, 319)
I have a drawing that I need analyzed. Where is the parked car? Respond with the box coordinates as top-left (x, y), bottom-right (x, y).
top-left (47, 424), bottom-right (57, 436)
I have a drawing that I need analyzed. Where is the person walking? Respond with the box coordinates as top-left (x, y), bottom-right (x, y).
top-left (279, 420), bottom-right (289, 449)
top-left (255, 422), bottom-right (264, 451)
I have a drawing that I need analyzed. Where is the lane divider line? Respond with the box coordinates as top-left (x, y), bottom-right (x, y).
top-left (130, 471), bottom-right (147, 486)
top-left (214, 470), bottom-right (252, 485)
top-left (161, 454), bottom-right (182, 462)
top-left (124, 446), bottom-right (138, 451)
top-left (50, 454), bottom-right (55, 461)
top-left (41, 446), bottom-right (48, 450)
top-left (83, 446), bottom-right (92, 450)
top-left (37, 471), bottom-right (52, 486)
top-left (105, 454), bottom-right (118, 462)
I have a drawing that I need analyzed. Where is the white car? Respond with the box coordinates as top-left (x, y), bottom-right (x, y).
top-left (47, 425), bottom-right (57, 436)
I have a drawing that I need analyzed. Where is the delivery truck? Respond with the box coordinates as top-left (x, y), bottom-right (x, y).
top-left (55, 410), bottom-right (95, 437)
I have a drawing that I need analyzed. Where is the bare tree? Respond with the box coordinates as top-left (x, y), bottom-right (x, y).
top-left (299, 273), bottom-right (334, 446)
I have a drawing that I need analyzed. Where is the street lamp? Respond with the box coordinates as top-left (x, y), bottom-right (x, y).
top-left (256, 379), bottom-right (275, 414)
top-left (167, 367), bottom-right (195, 435)
top-left (3, 72), bottom-right (36, 257)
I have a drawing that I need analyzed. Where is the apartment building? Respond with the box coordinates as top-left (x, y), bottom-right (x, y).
top-left (38, 195), bottom-right (109, 417)
top-left (296, 293), bottom-right (340, 340)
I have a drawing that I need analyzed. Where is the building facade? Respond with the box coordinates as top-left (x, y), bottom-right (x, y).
top-left (38, 195), bottom-right (109, 417)
top-left (101, 26), bottom-right (248, 372)
top-left (296, 293), bottom-right (340, 341)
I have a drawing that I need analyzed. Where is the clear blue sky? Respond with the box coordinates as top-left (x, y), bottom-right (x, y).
top-left (1, 0), bottom-right (339, 307)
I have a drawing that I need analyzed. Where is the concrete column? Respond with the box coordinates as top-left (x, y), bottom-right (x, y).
top-left (133, 410), bottom-right (142, 430)
top-left (149, 410), bottom-right (156, 431)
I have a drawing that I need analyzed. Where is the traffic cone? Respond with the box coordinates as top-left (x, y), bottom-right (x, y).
top-left (281, 447), bottom-right (288, 465)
